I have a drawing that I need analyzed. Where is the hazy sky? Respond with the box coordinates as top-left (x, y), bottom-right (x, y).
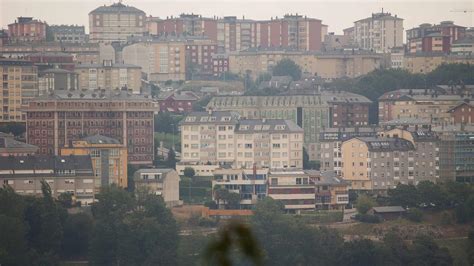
top-left (1, 0), bottom-right (473, 36)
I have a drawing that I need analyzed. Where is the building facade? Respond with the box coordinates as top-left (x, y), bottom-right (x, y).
top-left (0, 59), bottom-right (38, 123)
top-left (309, 170), bottom-right (349, 210)
top-left (406, 21), bottom-right (466, 54)
top-left (353, 11), bottom-right (403, 53)
top-left (38, 68), bottom-right (78, 95)
top-left (75, 60), bottom-right (142, 93)
top-left (49, 25), bottom-right (87, 43)
top-left (403, 54), bottom-right (474, 74)
top-left (24, 90), bottom-right (154, 165)
top-left (0, 155), bottom-right (95, 205)
top-left (8, 17), bottom-right (47, 43)
top-left (60, 134), bottom-right (128, 191)
top-left (89, 2), bottom-right (146, 43)
top-left (180, 111), bottom-right (304, 169)
top-left (134, 168), bottom-right (181, 207)
top-left (268, 170), bottom-right (315, 211)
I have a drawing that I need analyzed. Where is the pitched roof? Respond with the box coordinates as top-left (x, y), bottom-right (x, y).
top-left (0, 134), bottom-right (38, 151)
top-left (354, 137), bottom-right (415, 152)
top-left (0, 155), bottom-right (93, 172)
top-left (82, 134), bottom-right (120, 144)
top-left (180, 111), bottom-right (240, 125)
top-left (90, 2), bottom-right (145, 15)
top-left (235, 119), bottom-right (303, 133)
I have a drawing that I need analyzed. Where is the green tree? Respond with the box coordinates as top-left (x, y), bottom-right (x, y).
top-left (154, 112), bottom-right (181, 134)
top-left (337, 239), bottom-right (387, 266)
top-left (355, 194), bottom-right (376, 214)
top-left (57, 192), bottom-right (73, 208)
top-left (387, 183), bottom-right (420, 208)
top-left (272, 58), bottom-right (302, 81)
top-left (61, 213), bottom-right (93, 259)
top-left (409, 234), bottom-right (453, 266)
top-left (167, 149), bottom-right (177, 168)
top-left (192, 95), bottom-right (212, 111)
top-left (417, 181), bottom-right (447, 209)
top-left (183, 167), bottom-right (195, 179)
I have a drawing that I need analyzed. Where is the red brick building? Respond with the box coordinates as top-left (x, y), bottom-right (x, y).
top-left (8, 17), bottom-right (47, 43)
top-left (26, 52), bottom-right (75, 71)
top-left (25, 90), bottom-right (155, 165)
top-left (157, 91), bottom-right (199, 113)
top-left (447, 102), bottom-right (473, 125)
top-left (212, 54), bottom-right (229, 77)
top-left (185, 38), bottom-right (218, 78)
top-left (325, 91), bottom-right (371, 127)
top-left (148, 14), bottom-right (323, 52)
top-left (407, 21), bottom-right (466, 54)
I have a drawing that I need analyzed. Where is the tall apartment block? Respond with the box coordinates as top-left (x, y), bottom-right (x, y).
top-left (341, 128), bottom-right (439, 191)
top-left (8, 17), bottom-right (47, 43)
top-left (406, 21), bottom-right (466, 54)
top-left (0, 59), bottom-right (38, 123)
top-left (147, 14), bottom-right (324, 53)
top-left (24, 90), bottom-right (154, 165)
top-left (89, 2), bottom-right (146, 43)
top-left (206, 92), bottom-right (371, 161)
top-left (353, 11), bottom-right (403, 53)
top-left (179, 111), bottom-right (304, 169)
top-left (48, 25), bottom-right (87, 43)
top-left (75, 60), bottom-right (142, 93)
top-left (60, 134), bottom-right (128, 191)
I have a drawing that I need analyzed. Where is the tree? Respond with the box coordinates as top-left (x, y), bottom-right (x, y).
top-left (183, 167), bottom-right (195, 179)
top-left (214, 188), bottom-right (240, 209)
top-left (337, 239), bottom-right (387, 266)
top-left (409, 234), bottom-right (453, 266)
top-left (167, 149), bottom-right (177, 168)
top-left (61, 213), bottom-right (93, 259)
top-left (303, 147), bottom-right (320, 170)
top-left (154, 112), bottom-right (181, 134)
top-left (355, 194), bottom-right (376, 214)
top-left (192, 95), bottom-right (212, 111)
top-left (417, 181), bottom-right (447, 209)
top-left (272, 59), bottom-right (302, 81)
top-left (57, 192), bottom-right (73, 208)
top-left (387, 183), bottom-right (419, 208)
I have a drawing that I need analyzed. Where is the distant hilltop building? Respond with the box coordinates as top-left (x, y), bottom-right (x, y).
top-left (406, 21), bottom-right (466, 54)
top-left (89, 2), bottom-right (146, 43)
top-left (351, 11), bottom-right (404, 53)
top-left (48, 25), bottom-right (87, 43)
top-left (8, 17), bottom-right (47, 43)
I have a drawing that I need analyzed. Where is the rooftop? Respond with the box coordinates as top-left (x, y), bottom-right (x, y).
top-left (180, 111), bottom-right (240, 125)
top-left (371, 206), bottom-right (406, 213)
top-left (82, 134), bottom-right (121, 145)
top-left (235, 119), bottom-right (303, 133)
top-left (354, 137), bottom-right (415, 152)
top-left (0, 134), bottom-right (38, 151)
top-left (35, 89), bottom-right (153, 101)
top-left (90, 2), bottom-right (145, 15)
top-left (0, 155), bottom-right (93, 173)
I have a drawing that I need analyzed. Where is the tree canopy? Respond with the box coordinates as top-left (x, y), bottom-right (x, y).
top-left (272, 59), bottom-right (302, 81)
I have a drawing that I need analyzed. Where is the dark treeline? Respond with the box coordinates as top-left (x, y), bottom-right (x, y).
top-left (0, 183), bottom-right (178, 266)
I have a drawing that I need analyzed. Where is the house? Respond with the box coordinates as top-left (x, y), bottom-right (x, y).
top-left (447, 102), bottom-right (473, 125)
top-left (368, 206), bottom-right (406, 220)
top-left (134, 168), bottom-right (181, 207)
top-left (157, 91), bottom-right (199, 113)
top-left (309, 170), bottom-right (349, 210)
top-left (258, 76), bottom-right (293, 90)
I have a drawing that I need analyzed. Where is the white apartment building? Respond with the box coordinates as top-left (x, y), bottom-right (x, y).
top-left (179, 111), bottom-right (304, 170)
top-left (354, 11), bottom-right (403, 53)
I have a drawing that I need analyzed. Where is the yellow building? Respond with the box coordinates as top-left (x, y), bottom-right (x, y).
top-left (60, 134), bottom-right (128, 191)
top-left (228, 49), bottom-right (385, 80)
top-left (404, 54), bottom-right (474, 74)
top-left (0, 59), bottom-right (38, 123)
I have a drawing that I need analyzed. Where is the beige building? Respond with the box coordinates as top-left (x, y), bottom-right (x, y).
top-left (0, 59), bottom-right (38, 123)
top-left (403, 54), bottom-right (474, 74)
top-left (179, 111), bottom-right (304, 170)
top-left (89, 2), bottom-right (146, 43)
top-left (0, 155), bottom-right (95, 205)
top-left (353, 11), bottom-right (404, 53)
top-left (60, 134), bottom-right (128, 192)
top-left (122, 39), bottom-right (186, 81)
top-left (268, 170), bottom-right (315, 211)
top-left (134, 168), bottom-right (181, 207)
top-left (341, 130), bottom-right (439, 191)
top-left (379, 93), bottom-right (471, 125)
top-left (228, 48), bottom-right (385, 80)
top-left (310, 170), bottom-right (349, 210)
top-left (75, 60), bottom-right (142, 93)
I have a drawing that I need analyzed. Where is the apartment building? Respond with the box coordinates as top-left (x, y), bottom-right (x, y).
top-left (24, 90), bottom-right (154, 165)
top-left (378, 92), bottom-right (472, 125)
top-left (0, 59), bottom-right (38, 123)
top-left (212, 54), bottom-right (229, 77)
top-left (207, 92), bottom-right (370, 161)
top-left (148, 14), bottom-right (324, 53)
top-left (75, 60), bottom-right (142, 93)
top-left (185, 38), bottom-right (218, 78)
top-left (341, 129), bottom-right (439, 191)
top-left (406, 21), bottom-right (466, 54)
top-left (134, 168), bottom-right (181, 207)
top-left (353, 11), bottom-right (403, 53)
top-left (0, 42), bottom-right (101, 65)
top-left (156, 91), bottom-right (199, 113)
top-left (122, 36), bottom-right (186, 81)
top-left (179, 111), bottom-right (304, 169)
top-left (89, 2), bottom-right (146, 43)
top-left (447, 102), bottom-right (474, 124)
top-left (60, 134), bottom-right (128, 191)
top-left (319, 127), bottom-right (378, 175)
top-left (212, 168), bottom-right (268, 209)
top-left (451, 37), bottom-right (474, 56)
top-left (38, 68), bottom-right (78, 95)
top-left (309, 170), bottom-right (349, 210)
top-left (8, 17), bottom-right (47, 43)
top-left (0, 155), bottom-right (95, 205)
top-left (49, 25), bottom-right (87, 43)
top-left (228, 48), bottom-right (384, 80)
top-left (268, 170), bottom-right (315, 211)
top-left (434, 125), bottom-right (474, 183)
top-left (0, 132), bottom-right (38, 156)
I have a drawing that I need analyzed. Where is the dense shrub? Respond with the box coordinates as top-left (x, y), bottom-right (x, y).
top-left (405, 208), bottom-right (423, 223)
top-left (354, 214), bottom-right (381, 223)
